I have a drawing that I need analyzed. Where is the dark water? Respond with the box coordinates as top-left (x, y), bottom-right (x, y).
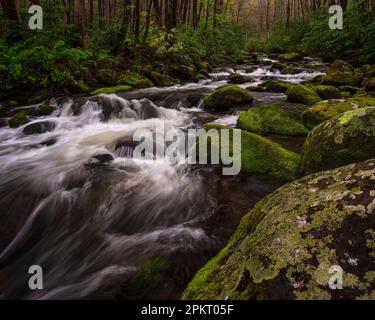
top-left (0, 58), bottom-right (325, 299)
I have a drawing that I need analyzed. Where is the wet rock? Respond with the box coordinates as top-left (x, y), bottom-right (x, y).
top-left (301, 97), bottom-right (375, 130)
top-left (183, 159), bottom-right (375, 300)
top-left (22, 121), bottom-right (55, 135)
top-left (8, 110), bottom-right (30, 128)
top-left (286, 84), bottom-right (322, 106)
top-left (202, 124), bottom-right (300, 181)
top-left (238, 104), bottom-right (309, 136)
top-left (228, 73), bottom-right (253, 84)
top-left (265, 80), bottom-right (292, 94)
top-left (93, 154), bottom-right (114, 164)
top-left (278, 52), bottom-right (303, 62)
top-left (300, 106), bottom-right (375, 175)
top-left (313, 85), bottom-right (342, 100)
top-left (203, 85), bottom-right (253, 110)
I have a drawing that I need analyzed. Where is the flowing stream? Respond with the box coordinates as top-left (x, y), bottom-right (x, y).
top-left (0, 57), bottom-right (325, 299)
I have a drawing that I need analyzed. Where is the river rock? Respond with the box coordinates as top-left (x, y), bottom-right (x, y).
top-left (286, 84), bottom-right (322, 106)
top-left (313, 85), bottom-right (342, 99)
top-left (265, 80), bottom-right (291, 94)
top-left (203, 85), bottom-right (253, 110)
top-left (302, 97), bottom-right (375, 130)
top-left (238, 104), bottom-right (308, 136)
top-left (300, 106), bottom-right (375, 175)
top-left (321, 60), bottom-right (363, 86)
top-left (278, 52), bottom-right (303, 62)
top-left (228, 73), bottom-right (253, 84)
top-left (202, 124), bottom-right (300, 181)
top-left (22, 121), bottom-right (56, 135)
top-left (182, 159), bottom-right (375, 300)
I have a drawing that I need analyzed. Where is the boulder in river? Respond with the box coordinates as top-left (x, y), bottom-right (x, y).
top-left (321, 60), bottom-right (363, 86)
top-left (182, 159), bottom-right (375, 300)
top-left (203, 85), bottom-right (253, 110)
top-left (286, 84), bottom-right (322, 106)
top-left (22, 121), bottom-right (55, 135)
top-left (238, 104), bottom-right (309, 136)
top-left (228, 73), bottom-right (253, 84)
top-left (313, 85), bottom-right (342, 100)
top-left (302, 97), bottom-right (375, 130)
top-left (300, 106), bottom-right (375, 175)
top-left (8, 110), bottom-right (30, 128)
top-left (265, 80), bottom-right (292, 94)
top-left (203, 124), bottom-right (300, 181)
top-left (278, 52), bottom-right (303, 62)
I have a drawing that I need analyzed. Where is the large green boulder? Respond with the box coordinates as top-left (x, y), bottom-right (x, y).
top-left (321, 60), bottom-right (363, 86)
top-left (238, 105), bottom-right (308, 136)
top-left (313, 85), bottom-right (342, 100)
top-left (202, 124), bottom-right (300, 181)
top-left (302, 97), bottom-right (375, 130)
top-left (278, 53), bottom-right (303, 62)
top-left (300, 107), bottom-right (375, 175)
top-left (286, 84), bottom-right (322, 106)
top-left (182, 159), bottom-right (375, 300)
top-left (265, 80), bottom-right (291, 94)
top-left (203, 86), bottom-right (253, 110)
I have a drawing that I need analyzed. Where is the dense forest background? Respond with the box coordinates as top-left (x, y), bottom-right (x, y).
top-left (1, 0), bottom-right (375, 104)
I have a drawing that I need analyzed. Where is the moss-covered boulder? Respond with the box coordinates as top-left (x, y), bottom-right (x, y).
top-left (228, 73), bottom-right (253, 84)
top-left (265, 80), bottom-right (291, 94)
top-left (91, 85), bottom-right (132, 95)
top-left (202, 124), bottom-right (300, 181)
top-left (302, 97), bottom-right (375, 130)
top-left (203, 85), bottom-right (253, 110)
top-left (69, 80), bottom-right (91, 94)
top-left (170, 65), bottom-right (195, 81)
top-left (286, 84), bottom-right (322, 106)
top-left (238, 105), bottom-right (308, 136)
top-left (182, 159), bottom-right (375, 300)
top-left (338, 86), bottom-right (360, 95)
top-left (300, 107), bottom-right (375, 175)
top-left (321, 60), bottom-right (363, 86)
top-left (8, 110), bottom-right (30, 128)
top-left (313, 85), bottom-right (342, 100)
top-left (120, 73), bottom-right (154, 88)
top-left (278, 52), bottom-right (303, 62)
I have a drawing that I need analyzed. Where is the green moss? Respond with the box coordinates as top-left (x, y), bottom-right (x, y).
top-left (183, 160), bottom-right (375, 300)
top-left (265, 80), bottom-right (291, 94)
top-left (302, 97), bottom-right (375, 129)
top-left (203, 85), bottom-right (253, 110)
top-left (300, 106), bottom-right (375, 175)
top-left (238, 105), bottom-right (309, 136)
top-left (278, 52), bottom-right (303, 62)
top-left (96, 68), bottom-right (118, 85)
top-left (37, 104), bottom-right (54, 116)
top-left (70, 80), bottom-right (90, 93)
top-left (199, 61), bottom-right (210, 72)
top-left (228, 73), bottom-right (253, 84)
top-left (202, 124), bottom-right (300, 181)
top-left (120, 73), bottom-right (154, 88)
top-left (8, 110), bottom-right (30, 128)
top-left (196, 73), bottom-right (208, 81)
top-left (341, 91), bottom-right (352, 98)
top-left (149, 71), bottom-right (177, 86)
top-left (286, 84), bottom-right (322, 106)
top-left (362, 64), bottom-right (375, 77)
top-left (338, 86), bottom-right (360, 94)
top-left (123, 256), bottom-right (169, 298)
top-left (322, 73), bottom-right (363, 86)
top-left (91, 85), bottom-right (132, 95)
top-left (313, 85), bottom-right (342, 99)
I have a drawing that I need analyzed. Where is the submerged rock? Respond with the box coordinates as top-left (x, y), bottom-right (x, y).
top-left (238, 105), bottom-right (308, 136)
top-left (182, 159), bottom-right (375, 300)
top-left (286, 84), bottom-right (322, 106)
top-left (300, 107), bottom-right (375, 175)
top-left (302, 97), bottom-right (375, 130)
top-left (22, 121), bottom-right (55, 135)
top-left (203, 85), bottom-right (253, 110)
